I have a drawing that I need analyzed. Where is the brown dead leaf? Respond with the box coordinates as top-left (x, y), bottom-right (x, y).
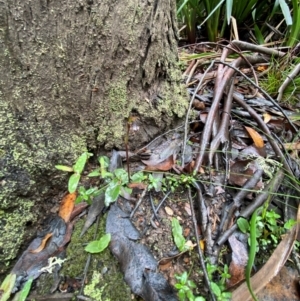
top-left (159, 261), bottom-right (172, 271)
top-left (30, 233), bottom-right (53, 253)
top-left (245, 126), bottom-right (264, 148)
top-left (229, 160), bottom-right (263, 190)
top-left (128, 182), bottom-right (148, 190)
top-left (59, 192), bottom-right (77, 222)
top-left (227, 234), bottom-right (248, 288)
top-left (144, 155), bottom-right (174, 171)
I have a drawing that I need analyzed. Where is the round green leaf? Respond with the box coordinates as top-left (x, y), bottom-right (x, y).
top-left (85, 233), bottom-right (111, 253)
top-left (105, 183), bottom-right (120, 206)
top-left (237, 217), bottom-right (249, 234)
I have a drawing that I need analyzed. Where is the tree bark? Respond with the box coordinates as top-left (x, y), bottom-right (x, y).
top-left (0, 0), bottom-right (187, 275)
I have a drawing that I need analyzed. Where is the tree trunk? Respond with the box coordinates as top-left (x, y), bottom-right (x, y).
top-left (0, 0), bottom-right (187, 275)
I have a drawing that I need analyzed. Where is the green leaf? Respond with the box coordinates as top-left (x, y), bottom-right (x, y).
top-left (237, 217), bottom-right (249, 234)
top-left (210, 282), bottom-right (221, 297)
top-left (195, 297), bottom-right (206, 301)
top-left (73, 152), bottom-right (92, 174)
top-left (85, 187), bottom-right (98, 195)
top-left (178, 289), bottom-right (186, 300)
top-left (85, 233), bottom-right (111, 253)
top-left (114, 168), bottom-right (129, 184)
top-left (105, 182), bottom-right (121, 206)
top-left (0, 273), bottom-right (16, 301)
top-left (88, 169), bottom-right (101, 177)
top-left (172, 218), bottom-right (186, 252)
top-left (226, 0), bottom-right (233, 25)
top-left (99, 156), bottom-right (110, 168)
top-left (180, 271), bottom-right (188, 284)
top-left (75, 195), bottom-right (85, 204)
top-left (284, 219), bottom-right (296, 230)
top-left (55, 165), bottom-right (74, 172)
top-left (186, 289), bottom-right (194, 300)
top-left (68, 173), bottom-right (81, 193)
top-left (187, 280), bottom-right (196, 288)
top-left (131, 171), bottom-right (145, 182)
top-left (279, 0), bottom-right (292, 25)
top-left (14, 277), bottom-right (33, 301)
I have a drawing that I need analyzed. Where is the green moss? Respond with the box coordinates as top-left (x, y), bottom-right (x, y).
top-left (0, 200), bottom-right (35, 269)
top-left (84, 271), bottom-right (110, 301)
top-left (60, 216), bottom-right (133, 300)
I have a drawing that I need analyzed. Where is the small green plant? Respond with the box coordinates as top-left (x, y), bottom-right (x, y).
top-left (76, 186), bottom-right (99, 204)
top-left (206, 262), bottom-right (231, 301)
top-left (237, 208), bottom-right (296, 250)
top-left (172, 217), bottom-right (191, 252)
top-left (147, 174), bottom-right (163, 191)
top-left (175, 271), bottom-right (205, 301)
top-left (55, 152), bottom-right (93, 193)
top-left (85, 233), bottom-right (111, 254)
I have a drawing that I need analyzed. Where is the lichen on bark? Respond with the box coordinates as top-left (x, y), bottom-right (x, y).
top-left (0, 0), bottom-right (187, 279)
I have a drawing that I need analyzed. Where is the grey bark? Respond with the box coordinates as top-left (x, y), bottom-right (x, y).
top-left (0, 0), bottom-right (187, 275)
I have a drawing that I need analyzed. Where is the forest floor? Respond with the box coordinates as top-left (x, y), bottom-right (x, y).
top-left (3, 41), bottom-right (300, 301)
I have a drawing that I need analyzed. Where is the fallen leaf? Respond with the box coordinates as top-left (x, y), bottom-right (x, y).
top-left (165, 206), bottom-right (174, 216)
top-left (128, 182), bottom-right (147, 190)
top-left (183, 228), bottom-right (190, 237)
top-left (159, 261), bottom-right (172, 271)
top-left (30, 233), bottom-right (53, 253)
top-left (59, 192), bottom-right (77, 222)
top-left (244, 126), bottom-right (264, 148)
top-left (227, 234), bottom-right (248, 288)
top-left (144, 155), bottom-right (174, 171)
top-left (184, 203), bottom-right (191, 216)
top-left (229, 160), bottom-right (263, 189)
top-left (257, 65), bottom-right (268, 71)
top-left (263, 113), bottom-right (272, 123)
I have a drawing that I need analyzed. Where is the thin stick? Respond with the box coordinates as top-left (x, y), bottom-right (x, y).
top-left (188, 187), bottom-right (217, 301)
top-left (181, 60), bottom-right (216, 168)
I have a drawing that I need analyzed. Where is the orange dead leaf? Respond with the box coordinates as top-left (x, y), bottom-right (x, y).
top-left (30, 233), bottom-right (53, 253)
top-left (257, 65), bottom-right (268, 71)
top-left (128, 182), bottom-right (147, 190)
top-left (245, 126), bottom-right (264, 148)
top-left (59, 192), bottom-right (77, 222)
top-left (144, 155), bottom-right (174, 171)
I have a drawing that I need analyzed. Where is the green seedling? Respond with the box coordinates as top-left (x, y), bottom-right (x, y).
top-left (85, 233), bottom-right (111, 254)
top-left (55, 152), bottom-right (92, 193)
top-left (76, 186), bottom-right (99, 204)
top-left (174, 271), bottom-right (205, 301)
top-left (172, 217), bottom-right (190, 252)
top-left (237, 208), bottom-right (297, 300)
top-left (206, 262), bottom-right (231, 301)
